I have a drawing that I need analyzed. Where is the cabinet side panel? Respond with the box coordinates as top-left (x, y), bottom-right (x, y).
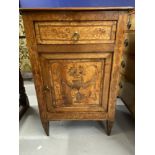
top-left (108, 12), bottom-right (128, 121)
top-left (22, 14), bottom-right (48, 122)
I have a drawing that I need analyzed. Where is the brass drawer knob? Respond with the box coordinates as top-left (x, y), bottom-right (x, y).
top-left (124, 39), bottom-right (129, 47)
top-left (127, 22), bottom-right (131, 30)
top-left (127, 17), bottom-right (131, 29)
top-left (119, 82), bottom-right (123, 88)
top-left (43, 86), bottom-right (50, 92)
top-left (121, 61), bottom-right (126, 68)
top-left (72, 32), bottom-right (80, 41)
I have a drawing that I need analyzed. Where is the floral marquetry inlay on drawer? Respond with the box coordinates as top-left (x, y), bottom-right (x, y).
top-left (35, 21), bottom-right (117, 44)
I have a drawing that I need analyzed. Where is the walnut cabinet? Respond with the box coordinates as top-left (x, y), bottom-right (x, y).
top-left (20, 8), bottom-right (133, 135)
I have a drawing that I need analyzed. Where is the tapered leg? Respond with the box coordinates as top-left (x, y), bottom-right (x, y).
top-left (19, 70), bottom-right (29, 120)
top-left (106, 120), bottom-right (114, 136)
top-left (42, 121), bottom-right (49, 136)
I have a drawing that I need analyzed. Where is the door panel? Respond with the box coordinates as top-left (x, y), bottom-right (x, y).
top-left (40, 53), bottom-right (112, 112)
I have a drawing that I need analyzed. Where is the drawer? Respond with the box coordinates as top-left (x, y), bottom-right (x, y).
top-left (120, 54), bottom-right (135, 83)
top-left (118, 74), bottom-right (135, 117)
top-left (124, 32), bottom-right (135, 55)
top-left (126, 11), bottom-right (135, 31)
top-left (35, 21), bottom-right (117, 44)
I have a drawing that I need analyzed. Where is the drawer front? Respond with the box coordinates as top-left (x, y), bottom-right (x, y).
top-left (118, 74), bottom-right (135, 117)
top-left (127, 13), bottom-right (135, 31)
top-left (40, 53), bottom-right (112, 113)
top-left (125, 11), bottom-right (135, 31)
top-left (35, 21), bottom-right (117, 44)
top-left (124, 32), bottom-right (135, 55)
top-left (120, 54), bottom-right (135, 82)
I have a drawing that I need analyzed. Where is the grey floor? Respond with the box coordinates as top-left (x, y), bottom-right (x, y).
top-left (19, 81), bottom-right (135, 155)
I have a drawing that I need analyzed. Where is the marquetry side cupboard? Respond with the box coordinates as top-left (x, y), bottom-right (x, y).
top-left (20, 7), bottom-right (134, 135)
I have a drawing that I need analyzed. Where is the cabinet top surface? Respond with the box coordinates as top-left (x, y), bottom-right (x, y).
top-left (19, 0), bottom-right (135, 10)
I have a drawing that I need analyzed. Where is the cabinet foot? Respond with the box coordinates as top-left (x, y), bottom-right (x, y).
top-left (42, 121), bottom-right (49, 136)
top-left (106, 120), bottom-right (114, 136)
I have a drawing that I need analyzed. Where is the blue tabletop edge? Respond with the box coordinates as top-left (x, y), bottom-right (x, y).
top-left (19, 0), bottom-right (135, 8)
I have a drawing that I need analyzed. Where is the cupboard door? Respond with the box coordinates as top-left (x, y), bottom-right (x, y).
top-left (40, 53), bottom-right (112, 113)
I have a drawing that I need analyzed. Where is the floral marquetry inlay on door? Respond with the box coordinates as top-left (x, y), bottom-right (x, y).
top-left (50, 61), bottom-right (104, 106)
